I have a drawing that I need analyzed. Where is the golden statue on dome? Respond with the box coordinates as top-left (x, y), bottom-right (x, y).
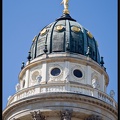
top-left (61, 0), bottom-right (69, 14)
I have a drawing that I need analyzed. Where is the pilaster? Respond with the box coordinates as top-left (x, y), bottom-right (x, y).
top-left (25, 69), bottom-right (30, 88)
top-left (86, 65), bottom-right (91, 85)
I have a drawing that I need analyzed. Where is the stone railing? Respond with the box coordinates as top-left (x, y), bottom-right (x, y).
top-left (98, 91), bottom-right (115, 106)
top-left (7, 83), bottom-right (117, 109)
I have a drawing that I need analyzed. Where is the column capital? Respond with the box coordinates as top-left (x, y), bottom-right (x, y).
top-left (60, 109), bottom-right (73, 120)
top-left (30, 110), bottom-right (46, 120)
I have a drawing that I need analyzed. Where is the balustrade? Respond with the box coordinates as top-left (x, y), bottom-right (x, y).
top-left (7, 84), bottom-right (117, 109)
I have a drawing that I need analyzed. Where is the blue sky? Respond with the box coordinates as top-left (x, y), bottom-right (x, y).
top-left (3, 0), bottom-right (118, 110)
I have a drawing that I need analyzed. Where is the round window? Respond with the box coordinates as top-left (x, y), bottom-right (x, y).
top-left (73, 69), bottom-right (82, 78)
top-left (51, 68), bottom-right (61, 76)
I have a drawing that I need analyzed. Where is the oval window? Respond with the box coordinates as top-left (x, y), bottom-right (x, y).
top-left (51, 68), bottom-right (61, 76)
top-left (73, 69), bottom-right (82, 78)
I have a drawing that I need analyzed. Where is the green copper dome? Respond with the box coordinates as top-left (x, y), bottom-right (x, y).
top-left (29, 14), bottom-right (100, 64)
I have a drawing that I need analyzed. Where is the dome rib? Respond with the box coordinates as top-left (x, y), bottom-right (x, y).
top-left (49, 21), bottom-right (58, 53)
top-left (65, 20), bottom-right (71, 51)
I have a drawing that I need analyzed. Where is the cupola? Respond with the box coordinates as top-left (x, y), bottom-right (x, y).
top-left (29, 13), bottom-right (100, 64)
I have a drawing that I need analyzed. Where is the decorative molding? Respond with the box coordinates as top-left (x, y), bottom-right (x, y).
top-left (60, 109), bottom-right (72, 120)
top-left (17, 88), bottom-right (35, 100)
top-left (45, 86), bottom-right (65, 92)
top-left (30, 110), bottom-right (46, 120)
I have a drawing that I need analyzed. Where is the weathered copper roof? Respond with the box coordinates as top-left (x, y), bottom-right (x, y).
top-left (29, 14), bottom-right (100, 64)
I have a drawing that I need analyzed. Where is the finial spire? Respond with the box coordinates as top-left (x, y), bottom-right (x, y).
top-left (100, 56), bottom-right (104, 67)
top-left (27, 51), bottom-right (31, 62)
top-left (21, 62), bottom-right (25, 70)
top-left (61, 0), bottom-right (69, 14)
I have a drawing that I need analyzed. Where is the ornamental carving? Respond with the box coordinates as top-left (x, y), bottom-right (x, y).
top-left (84, 115), bottom-right (103, 120)
top-left (55, 25), bottom-right (65, 32)
top-left (40, 28), bottom-right (48, 36)
top-left (71, 26), bottom-right (81, 33)
top-left (87, 31), bottom-right (93, 39)
top-left (60, 109), bottom-right (72, 120)
top-left (91, 72), bottom-right (100, 89)
top-left (31, 71), bottom-right (39, 81)
top-left (31, 70), bottom-right (42, 85)
top-left (30, 110), bottom-right (46, 120)
top-left (15, 83), bottom-right (20, 92)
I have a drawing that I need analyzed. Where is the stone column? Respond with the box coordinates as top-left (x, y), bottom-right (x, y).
top-left (30, 110), bottom-right (46, 120)
top-left (60, 109), bottom-right (72, 120)
top-left (84, 114), bottom-right (103, 120)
